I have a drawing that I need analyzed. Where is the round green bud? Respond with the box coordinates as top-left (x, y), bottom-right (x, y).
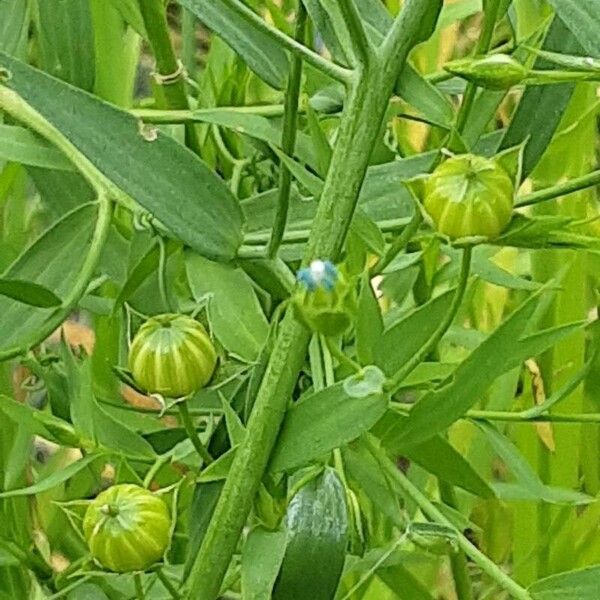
top-left (420, 154), bottom-right (515, 240)
top-left (128, 313), bottom-right (217, 398)
top-left (83, 484), bottom-right (171, 573)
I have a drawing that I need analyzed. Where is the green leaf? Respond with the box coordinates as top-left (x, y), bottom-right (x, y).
top-left (36, 0), bottom-right (95, 91)
top-left (106, 0), bottom-right (147, 38)
top-left (197, 446), bottom-right (237, 483)
top-left (242, 528), bottom-right (287, 600)
top-left (0, 203), bottom-right (97, 355)
top-left (0, 0), bottom-right (29, 56)
top-left (356, 275), bottom-right (384, 365)
top-left (376, 289), bottom-right (455, 376)
top-left (0, 52), bottom-right (244, 261)
top-left (62, 346), bottom-right (156, 460)
top-left (0, 394), bottom-right (83, 447)
top-left (184, 109), bottom-right (317, 170)
top-left (273, 468), bottom-right (348, 600)
top-left (375, 411), bottom-right (494, 497)
top-left (28, 168), bottom-right (94, 217)
top-left (351, 209), bottom-right (385, 257)
top-left (379, 291), bottom-right (584, 447)
top-left (386, 418), bottom-right (495, 498)
top-left (500, 17), bottom-right (583, 178)
top-left (545, 1), bottom-right (600, 58)
top-left (378, 564), bottom-right (437, 600)
top-left (472, 249), bottom-right (541, 291)
top-left (177, 0), bottom-right (289, 89)
top-left (220, 393), bottom-right (246, 446)
top-left (269, 382), bottom-right (388, 473)
top-left (0, 278), bottom-right (61, 308)
top-left (343, 443), bottom-right (404, 527)
top-left (0, 124), bottom-right (73, 170)
top-left (477, 422), bottom-right (593, 505)
top-left (186, 253), bottom-right (269, 361)
top-left (529, 565), bottom-right (600, 599)
top-left (113, 238), bottom-right (179, 314)
top-left (0, 454), bottom-right (100, 498)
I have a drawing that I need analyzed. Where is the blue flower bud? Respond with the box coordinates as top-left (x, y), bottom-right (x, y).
top-left (293, 260), bottom-right (357, 336)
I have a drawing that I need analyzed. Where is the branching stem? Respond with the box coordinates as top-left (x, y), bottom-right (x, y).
top-left (267, 3), bottom-right (307, 257)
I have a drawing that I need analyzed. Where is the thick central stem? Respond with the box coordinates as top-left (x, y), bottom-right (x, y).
top-left (186, 73), bottom-right (391, 599)
top-left (186, 3), bottom-right (437, 596)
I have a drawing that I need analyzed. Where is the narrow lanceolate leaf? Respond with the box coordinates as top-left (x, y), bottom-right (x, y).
top-left (272, 469), bottom-right (348, 600)
top-left (186, 253), bottom-right (269, 362)
top-left (177, 0), bottom-right (289, 89)
top-left (378, 291), bottom-right (584, 447)
top-left (0, 278), bottom-right (61, 308)
top-left (376, 289), bottom-right (455, 376)
top-left (242, 528), bottom-right (287, 600)
top-left (0, 454), bottom-right (100, 498)
top-left (500, 17), bottom-right (583, 178)
top-left (269, 382), bottom-right (388, 473)
top-left (0, 0), bottom-right (29, 56)
top-left (0, 52), bottom-right (244, 261)
top-left (477, 422), bottom-right (592, 505)
top-left (529, 565), bottom-right (600, 600)
top-left (36, 0), bottom-right (95, 91)
top-left (545, 1), bottom-right (600, 58)
top-left (0, 203), bottom-right (97, 355)
top-left (377, 413), bottom-right (495, 498)
top-left (0, 124), bottom-right (74, 170)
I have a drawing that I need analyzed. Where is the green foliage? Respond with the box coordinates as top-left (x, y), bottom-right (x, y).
top-left (0, 1), bottom-right (599, 599)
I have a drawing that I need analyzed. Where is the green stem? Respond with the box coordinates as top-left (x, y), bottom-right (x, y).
top-left (516, 168), bottom-right (600, 207)
top-left (246, 217), bottom-right (411, 246)
top-left (324, 336), bottom-right (361, 373)
top-left (178, 402), bottom-right (213, 465)
top-left (365, 436), bottom-right (532, 600)
top-left (132, 104), bottom-right (290, 122)
top-left (385, 247), bottom-right (472, 393)
top-left (157, 236), bottom-right (172, 311)
top-left (138, 0), bottom-right (201, 153)
top-left (143, 453), bottom-right (170, 489)
top-left (156, 568), bottom-right (181, 599)
top-left (217, 0), bottom-right (352, 84)
top-left (47, 576), bottom-right (92, 600)
top-left (339, 0), bottom-right (373, 66)
top-left (186, 3), bottom-right (436, 597)
top-left (134, 572), bottom-right (145, 600)
top-left (267, 2), bottom-right (307, 258)
top-left (439, 481), bottom-right (474, 600)
top-left (454, 0), bottom-right (502, 134)
top-left (370, 210), bottom-right (423, 277)
top-left (391, 403), bottom-right (600, 424)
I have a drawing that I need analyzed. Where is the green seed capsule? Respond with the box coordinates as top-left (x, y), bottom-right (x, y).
top-left (407, 150), bottom-right (521, 241)
top-left (83, 484), bottom-right (171, 573)
top-left (445, 54), bottom-right (528, 90)
top-left (128, 314), bottom-right (217, 398)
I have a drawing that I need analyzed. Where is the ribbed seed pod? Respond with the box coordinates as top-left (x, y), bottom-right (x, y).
top-left (418, 154), bottom-right (516, 240)
top-left (128, 314), bottom-right (217, 398)
top-left (83, 484), bottom-right (171, 573)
